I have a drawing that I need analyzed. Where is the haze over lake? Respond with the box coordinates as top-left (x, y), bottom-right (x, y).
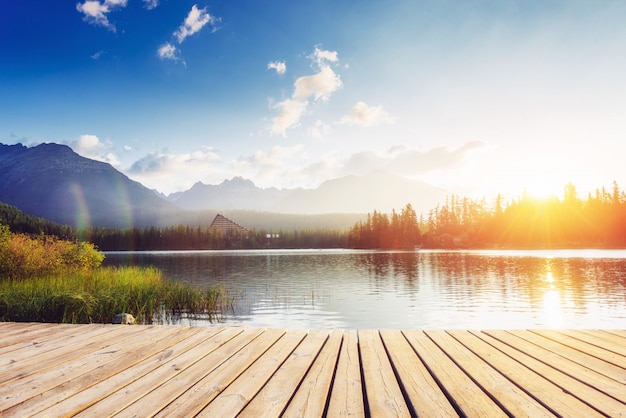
top-left (103, 249), bottom-right (626, 329)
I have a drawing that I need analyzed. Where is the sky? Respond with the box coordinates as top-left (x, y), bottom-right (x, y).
top-left (2, 0), bottom-right (626, 203)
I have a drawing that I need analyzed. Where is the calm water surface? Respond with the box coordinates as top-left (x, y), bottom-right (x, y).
top-left (103, 249), bottom-right (626, 329)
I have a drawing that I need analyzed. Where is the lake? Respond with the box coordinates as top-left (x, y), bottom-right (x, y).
top-left (102, 249), bottom-right (626, 330)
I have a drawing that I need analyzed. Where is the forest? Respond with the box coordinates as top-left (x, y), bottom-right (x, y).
top-left (416, 182), bottom-right (626, 249)
top-left (2, 181), bottom-right (626, 250)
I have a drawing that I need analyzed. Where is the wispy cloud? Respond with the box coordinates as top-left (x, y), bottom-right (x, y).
top-left (157, 42), bottom-right (179, 60)
top-left (310, 47), bottom-right (338, 66)
top-left (127, 147), bottom-right (222, 192)
top-left (174, 5), bottom-right (220, 43)
top-left (292, 65), bottom-right (342, 102)
top-left (231, 145), bottom-right (306, 187)
top-left (270, 47), bottom-right (342, 137)
top-left (68, 134), bottom-right (121, 167)
top-left (265, 142), bottom-right (485, 186)
top-left (143, 0), bottom-right (159, 10)
top-left (90, 50), bottom-right (105, 60)
top-left (76, 0), bottom-right (127, 32)
top-left (268, 61), bottom-right (286, 75)
top-left (383, 141), bottom-right (486, 176)
top-left (307, 120), bottom-right (331, 139)
top-left (270, 99), bottom-right (307, 136)
top-left (338, 101), bottom-right (396, 127)
top-left (158, 5), bottom-right (220, 62)
top-left (120, 140), bottom-right (485, 193)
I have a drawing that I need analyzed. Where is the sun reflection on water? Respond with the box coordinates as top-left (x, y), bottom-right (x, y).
top-left (542, 261), bottom-right (563, 327)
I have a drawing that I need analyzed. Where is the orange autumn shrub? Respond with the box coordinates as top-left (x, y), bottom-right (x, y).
top-left (0, 224), bottom-right (104, 279)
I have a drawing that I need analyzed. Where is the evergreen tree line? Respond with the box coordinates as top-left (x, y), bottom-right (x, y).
top-left (4, 181), bottom-right (626, 250)
top-left (348, 204), bottom-right (420, 249)
top-left (0, 202), bottom-right (75, 239)
top-left (85, 226), bottom-right (348, 251)
top-left (419, 181), bottom-right (626, 248)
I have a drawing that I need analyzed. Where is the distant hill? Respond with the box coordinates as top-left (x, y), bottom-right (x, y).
top-left (168, 171), bottom-right (447, 216)
top-left (0, 201), bottom-right (74, 238)
top-left (0, 143), bottom-right (178, 228)
top-left (0, 142), bottom-right (447, 230)
top-left (169, 177), bottom-right (286, 211)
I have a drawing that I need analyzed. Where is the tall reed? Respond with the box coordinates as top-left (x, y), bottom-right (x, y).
top-left (0, 266), bottom-right (230, 324)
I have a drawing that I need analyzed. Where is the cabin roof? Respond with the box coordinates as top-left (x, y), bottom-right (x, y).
top-left (209, 214), bottom-right (248, 234)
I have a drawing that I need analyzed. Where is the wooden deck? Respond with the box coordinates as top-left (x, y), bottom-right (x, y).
top-left (0, 323), bottom-right (625, 417)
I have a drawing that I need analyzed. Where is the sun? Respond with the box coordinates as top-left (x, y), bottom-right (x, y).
top-left (521, 181), bottom-right (563, 200)
top-left (508, 165), bottom-right (571, 201)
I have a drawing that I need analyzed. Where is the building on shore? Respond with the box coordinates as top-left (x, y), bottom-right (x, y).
top-left (209, 214), bottom-right (248, 236)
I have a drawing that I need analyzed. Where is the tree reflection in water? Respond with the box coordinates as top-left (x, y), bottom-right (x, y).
top-left (103, 249), bottom-right (626, 329)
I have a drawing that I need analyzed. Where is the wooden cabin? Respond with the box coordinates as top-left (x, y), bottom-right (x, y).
top-left (209, 214), bottom-right (248, 236)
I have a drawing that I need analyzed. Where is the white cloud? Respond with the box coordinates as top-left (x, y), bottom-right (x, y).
top-left (297, 142), bottom-right (485, 180)
top-left (232, 145), bottom-right (306, 187)
top-left (270, 47), bottom-right (342, 137)
top-left (158, 5), bottom-right (220, 64)
top-left (310, 47), bottom-right (338, 66)
top-left (143, 0), bottom-right (158, 10)
top-left (76, 0), bottom-right (127, 32)
top-left (90, 50), bottom-right (104, 60)
top-left (338, 101), bottom-right (396, 127)
top-left (268, 61), bottom-right (287, 75)
top-left (174, 5), bottom-right (219, 44)
top-left (157, 42), bottom-right (179, 60)
top-left (293, 65), bottom-right (342, 102)
top-left (385, 141), bottom-right (485, 176)
top-left (127, 147), bottom-right (222, 192)
top-left (270, 99), bottom-right (308, 137)
top-left (68, 134), bottom-right (121, 167)
top-left (307, 120), bottom-right (331, 139)
top-left (122, 141), bottom-right (485, 193)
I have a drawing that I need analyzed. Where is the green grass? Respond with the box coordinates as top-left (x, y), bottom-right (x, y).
top-left (0, 266), bottom-right (231, 324)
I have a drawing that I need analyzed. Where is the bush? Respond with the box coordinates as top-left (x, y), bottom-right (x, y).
top-left (0, 224), bottom-right (103, 279)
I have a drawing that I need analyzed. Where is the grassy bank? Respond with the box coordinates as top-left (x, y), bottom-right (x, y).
top-left (0, 266), bottom-right (230, 324)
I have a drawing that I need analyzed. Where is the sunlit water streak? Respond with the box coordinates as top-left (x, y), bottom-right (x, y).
top-left (103, 249), bottom-right (626, 329)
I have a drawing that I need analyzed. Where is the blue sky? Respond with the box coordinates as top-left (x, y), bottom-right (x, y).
top-left (2, 1), bottom-right (626, 200)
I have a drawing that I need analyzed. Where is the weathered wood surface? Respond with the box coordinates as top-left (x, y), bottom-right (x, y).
top-left (0, 323), bottom-right (624, 417)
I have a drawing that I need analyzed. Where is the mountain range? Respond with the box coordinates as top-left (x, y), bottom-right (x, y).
top-left (168, 172), bottom-right (446, 215)
top-left (0, 142), bottom-right (448, 229)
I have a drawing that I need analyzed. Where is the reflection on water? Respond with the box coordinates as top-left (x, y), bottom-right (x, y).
top-left (103, 249), bottom-right (626, 329)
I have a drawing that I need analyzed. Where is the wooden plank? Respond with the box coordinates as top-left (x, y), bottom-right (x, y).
top-left (0, 323), bottom-right (624, 417)
top-left (0, 325), bottom-right (168, 411)
top-left (326, 330), bottom-right (365, 418)
top-left (1, 326), bottom-right (203, 417)
top-left (603, 329), bottom-right (626, 339)
top-left (282, 329), bottom-right (344, 418)
top-left (113, 327), bottom-right (266, 417)
top-left (532, 330), bottom-right (626, 369)
top-left (153, 328), bottom-right (287, 417)
top-left (378, 329), bottom-right (456, 417)
top-left (0, 322), bottom-right (50, 343)
top-left (35, 327), bottom-right (226, 417)
top-left (402, 329), bottom-right (506, 417)
top-left (0, 323), bottom-right (87, 352)
top-left (238, 330), bottom-right (330, 418)
top-left (560, 329), bottom-right (626, 357)
top-left (0, 324), bottom-right (150, 385)
top-left (515, 330), bottom-right (626, 383)
top-left (483, 330), bottom-right (626, 404)
top-left (197, 329), bottom-right (308, 417)
top-left (0, 324), bottom-right (120, 370)
top-left (426, 330), bottom-right (554, 417)
top-left (359, 329), bottom-right (411, 417)
top-left (74, 326), bottom-right (246, 417)
top-left (476, 330), bottom-right (625, 416)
